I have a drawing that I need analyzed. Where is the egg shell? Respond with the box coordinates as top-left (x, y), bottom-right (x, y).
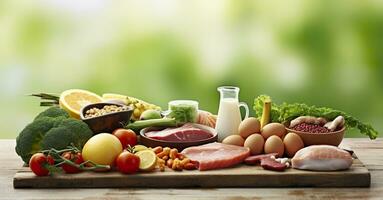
top-left (244, 133), bottom-right (264, 155)
top-left (222, 135), bottom-right (245, 146)
top-left (239, 117), bottom-right (261, 139)
top-left (283, 132), bottom-right (304, 157)
top-left (264, 135), bottom-right (284, 157)
top-left (261, 123), bottom-right (287, 139)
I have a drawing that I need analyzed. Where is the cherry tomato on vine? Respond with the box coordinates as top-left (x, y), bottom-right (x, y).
top-left (29, 153), bottom-right (55, 176)
top-left (61, 152), bottom-right (84, 173)
top-left (116, 151), bottom-right (140, 174)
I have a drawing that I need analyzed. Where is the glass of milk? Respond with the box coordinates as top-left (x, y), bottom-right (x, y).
top-left (215, 86), bottom-right (249, 142)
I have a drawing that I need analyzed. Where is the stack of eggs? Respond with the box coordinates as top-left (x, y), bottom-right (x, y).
top-left (222, 117), bottom-right (305, 158)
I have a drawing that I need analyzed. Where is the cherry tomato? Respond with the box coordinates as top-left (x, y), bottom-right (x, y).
top-left (116, 151), bottom-right (140, 174)
top-left (29, 153), bottom-right (55, 176)
top-left (113, 129), bottom-right (137, 149)
top-left (61, 152), bottom-right (84, 173)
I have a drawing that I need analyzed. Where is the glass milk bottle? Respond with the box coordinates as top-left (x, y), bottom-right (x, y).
top-left (215, 86), bottom-right (249, 141)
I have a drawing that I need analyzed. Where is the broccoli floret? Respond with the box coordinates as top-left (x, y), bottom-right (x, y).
top-left (15, 107), bottom-right (93, 164)
top-left (15, 117), bottom-right (58, 163)
top-left (34, 106), bottom-right (69, 120)
top-left (41, 118), bottom-right (93, 151)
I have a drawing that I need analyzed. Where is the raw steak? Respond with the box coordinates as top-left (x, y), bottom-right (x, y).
top-left (292, 145), bottom-right (353, 171)
top-left (145, 123), bottom-right (213, 142)
top-left (181, 142), bottom-right (250, 171)
top-left (260, 158), bottom-right (287, 171)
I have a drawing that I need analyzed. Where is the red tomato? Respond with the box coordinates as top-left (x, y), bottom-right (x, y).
top-left (116, 151), bottom-right (140, 174)
top-left (61, 152), bottom-right (84, 173)
top-left (113, 129), bottom-right (137, 149)
top-left (29, 153), bottom-right (55, 176)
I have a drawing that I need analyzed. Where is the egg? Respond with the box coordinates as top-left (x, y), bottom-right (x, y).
top-left (239, 117), bottom-right (261, 139)
top-left (261, 123), bottom-right (287, 139)
top-left (244, 133), bottom-right (264, 155)
top-left (264, 135), bottom-right (284, 157)
top-left (222, 135), bottom-right (245, 146)
top-left (283, 132), bottom-right (304, 157)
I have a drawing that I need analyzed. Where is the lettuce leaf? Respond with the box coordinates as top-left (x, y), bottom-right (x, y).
top-left (254, 95), bottom-right (378, 139)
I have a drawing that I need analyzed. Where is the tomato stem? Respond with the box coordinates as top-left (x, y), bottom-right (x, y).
top-left (40, 146), bottom-right (110, 172)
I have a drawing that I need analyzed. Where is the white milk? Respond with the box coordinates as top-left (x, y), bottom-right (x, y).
top-left (215, 98), bottom-right (242, 141)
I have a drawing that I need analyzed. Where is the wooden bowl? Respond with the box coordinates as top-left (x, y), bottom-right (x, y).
top-left (140, 124), bottom-right (218, 151)
top-left (285, 126), bottom-right (346, 146)
top-left (80, 103), bottom-right (133, 134)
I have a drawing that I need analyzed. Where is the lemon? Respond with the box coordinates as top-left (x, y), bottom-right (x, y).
top-left (135, 150), bottom-right (157, 171)
top-left (133, 145), bottom-right (149, 152)
top-left (59, 89), bottom-right (103, 119)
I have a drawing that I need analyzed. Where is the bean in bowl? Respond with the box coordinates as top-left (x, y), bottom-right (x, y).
top-left (84, 105), bottom-right (129, 118)
top-left (291, 123), bottom-right (331, 133)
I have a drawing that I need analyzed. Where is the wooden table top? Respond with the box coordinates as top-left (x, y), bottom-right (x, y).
top-left (2, 138), bottom-right (383, 200)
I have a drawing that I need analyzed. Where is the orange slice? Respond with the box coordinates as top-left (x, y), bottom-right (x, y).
top-left (59, 89), bottom-right (103, 119)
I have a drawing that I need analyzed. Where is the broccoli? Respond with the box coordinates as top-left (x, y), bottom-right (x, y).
top-left (15, 107), bottom-right (93, 164)
top-left (34, 106), bottom-right (69, 120)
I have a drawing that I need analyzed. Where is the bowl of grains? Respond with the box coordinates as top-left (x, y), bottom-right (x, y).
top-left (285, 116), bottom-right (346, 146)
top-left (80, 103), bottom-right (133, 134)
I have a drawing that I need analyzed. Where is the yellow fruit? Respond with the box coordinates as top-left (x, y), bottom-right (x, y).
top-left (133, 145), bottom-right (149, 152)
top-left (135, 149), bottom-right (157, 171)
top-left (102, 93), bottom-right (161, 121)
top-left (59, 89), bottom-right (103, 119)
top-left (82, 133), bottom-right (123, 166)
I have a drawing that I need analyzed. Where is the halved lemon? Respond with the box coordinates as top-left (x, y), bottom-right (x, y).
top-left (133, 145), bottom-right (149, 152)
top-left (59, 89), bottom-right (103, 119)
top-left (135, 149), bottom-right (157, 171)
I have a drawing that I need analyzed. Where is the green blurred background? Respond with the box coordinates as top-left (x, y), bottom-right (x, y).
top-left (1, 0), bottom-right (382, 139)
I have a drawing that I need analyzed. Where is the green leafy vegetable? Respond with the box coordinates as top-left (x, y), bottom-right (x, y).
top-left (254, 95), bottom-right (378, 139)
top-left (166, 103), bottom-right (198, 124)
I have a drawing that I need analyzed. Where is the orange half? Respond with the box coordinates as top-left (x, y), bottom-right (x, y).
top-left (59, 89), bottom-right (103, 119)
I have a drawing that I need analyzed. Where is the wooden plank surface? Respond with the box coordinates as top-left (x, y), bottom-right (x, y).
top-left (13, 158), bottom-right (370, 188)
top-left (2, 139), bottom-right (383, 199)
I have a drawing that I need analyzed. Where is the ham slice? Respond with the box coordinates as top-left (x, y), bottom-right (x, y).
top-left (292, 145), bottom-right (353, 171)
top-left (181, 142), bottom-right (250, 171)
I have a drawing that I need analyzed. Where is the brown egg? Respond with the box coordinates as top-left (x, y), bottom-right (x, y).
top-left (244, 133), bottom-right (264, 155)
top-left (283, 132), bottom-right (304, 157)
top-left (264, 135), bottom-right (284, 157)
top-left (239, 117), bottom-right (261, 139)
top-left (261, 123), bottom-right (287, 139)
top-left (222, 135), bottom-right (245, 146)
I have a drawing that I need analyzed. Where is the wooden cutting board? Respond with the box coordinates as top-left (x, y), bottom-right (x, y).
top-left (13, 157), bottom-right (370, 188)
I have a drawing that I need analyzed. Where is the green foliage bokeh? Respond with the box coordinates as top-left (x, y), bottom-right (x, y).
top-left (1, 1), bottom-right (382, 138)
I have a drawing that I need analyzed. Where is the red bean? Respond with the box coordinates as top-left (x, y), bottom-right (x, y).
top-left (292, 123), bottom-right (330, 133)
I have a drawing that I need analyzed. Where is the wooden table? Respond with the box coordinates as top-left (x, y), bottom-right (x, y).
top-left (2, 139), bottom-right (383, 200)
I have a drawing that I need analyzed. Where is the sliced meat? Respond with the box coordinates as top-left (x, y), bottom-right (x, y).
top-left (145, 123), bottom-right (213, 142)
top-left (260, 157), bottom-right (287, 171)
top-left (181, 142), bottom-right (250, 171)
top-left (244, 153), bottom-right (279, 165)
top-left (292, 145), bottom-right (353, 171)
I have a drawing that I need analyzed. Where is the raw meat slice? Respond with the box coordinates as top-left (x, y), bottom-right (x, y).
top-left (181, 142), bottom-right (250, 171)
top-left (260, 157), bottom-right (287, 171)
top-left (292, 145), bottom-right (353, 171)
top-left (244, 153), bottom-right (279, 165)
top-left (145, 123), bottom-right (214, 142)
